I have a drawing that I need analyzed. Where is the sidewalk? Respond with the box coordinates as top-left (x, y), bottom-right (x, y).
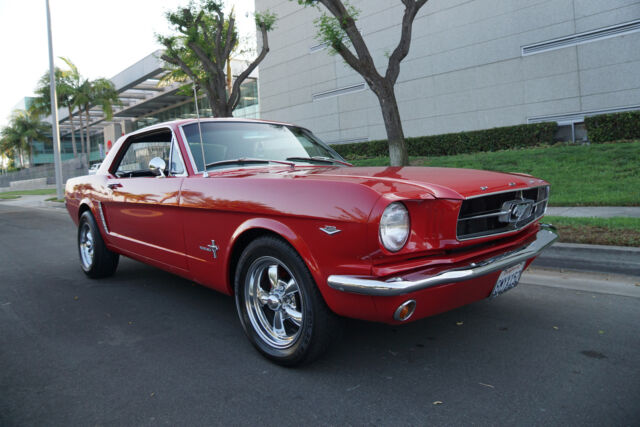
top-left (0, 194), bottom-right (65, 210)
top-left (546, 206), bottom-right (640, 218)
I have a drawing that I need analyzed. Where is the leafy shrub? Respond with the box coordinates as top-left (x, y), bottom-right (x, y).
top-left (331, 122), bottom-right (557, 159)
top-left (584, 111), bottom-right (640, 143)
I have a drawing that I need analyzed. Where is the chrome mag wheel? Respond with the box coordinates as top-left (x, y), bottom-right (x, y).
top-left (244, 256), bottom-right (304, 349)
top-left (79, 222), bottom-right (94, 269)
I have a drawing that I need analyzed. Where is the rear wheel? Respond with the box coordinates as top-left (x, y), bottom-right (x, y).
top-left (235, 236), bottom-right (338, 366)
top-left (78, 210), bottom-right (119, 278)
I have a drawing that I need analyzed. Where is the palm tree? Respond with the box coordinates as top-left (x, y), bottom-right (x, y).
top-left (11, 109), bottom-right (50, 166)
top-left (33, 64), bottom-right (79, 158)
top-left (0, 122), bottom-right (24, 168)
top-left (75, 78), bottom-right (120, 164)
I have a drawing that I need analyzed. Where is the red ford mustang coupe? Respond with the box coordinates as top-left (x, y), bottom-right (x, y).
top-left (65, 118), bottom-right (557, 365)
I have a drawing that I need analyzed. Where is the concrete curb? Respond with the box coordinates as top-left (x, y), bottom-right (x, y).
top-left (533, 242), bottom-right (640, 277)
top-left (522, 267), bottom-right (640, 298)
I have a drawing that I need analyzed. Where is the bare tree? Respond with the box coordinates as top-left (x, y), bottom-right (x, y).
top-left (158, 0), bottom-right (276, 117)
top-left (295, 0), bottom-right (429, 166)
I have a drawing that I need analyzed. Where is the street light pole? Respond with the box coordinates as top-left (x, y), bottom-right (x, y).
top-left (46, 0), bottom-right (64, 200)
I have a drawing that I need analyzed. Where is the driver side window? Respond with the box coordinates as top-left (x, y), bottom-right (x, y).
top-left (114, 130), bottom-right (172, 178)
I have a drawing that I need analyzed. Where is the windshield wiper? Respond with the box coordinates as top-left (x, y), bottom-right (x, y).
top-left (285, 156), bottom-right (352, 166)
top-left (205, 158), bottom-right (295, 169)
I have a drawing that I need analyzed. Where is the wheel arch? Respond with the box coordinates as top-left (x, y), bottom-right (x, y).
top-left (78, 201), bottom-right (92, 219)
top-left (78, 200), bottom-right (109, 241)
top-left (226, 219), bottom-right (322, 296)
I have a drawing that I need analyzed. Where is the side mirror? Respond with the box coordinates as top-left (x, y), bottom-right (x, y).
top-left (149, 157), bottom-right (166, 177)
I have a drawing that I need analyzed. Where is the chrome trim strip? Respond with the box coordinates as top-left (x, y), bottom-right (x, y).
top-left (464, 185), bottom-right (546, 200)
top-left (327, 225), bottom-right (558, 296)
top-left (97, 201), bottom-right (109, 234)
top-left (459, 210), bottom-right (510, 221)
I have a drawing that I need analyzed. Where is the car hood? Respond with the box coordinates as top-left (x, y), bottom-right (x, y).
top-left (283, 166), bottom-right (548, 200)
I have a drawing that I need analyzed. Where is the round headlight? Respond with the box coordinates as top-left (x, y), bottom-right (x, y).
top-left (379, 202), bottom-right (410, 252)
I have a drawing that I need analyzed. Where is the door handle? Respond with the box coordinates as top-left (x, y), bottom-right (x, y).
top-left (107, 183), bottom-right (123, 190)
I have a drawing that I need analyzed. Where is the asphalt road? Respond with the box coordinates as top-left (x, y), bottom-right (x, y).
top-left (1, 203), bottom-right (639, 426)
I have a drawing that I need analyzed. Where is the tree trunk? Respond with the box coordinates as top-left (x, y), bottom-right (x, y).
top-left (67, 104), bottom-right (78, 157)
top-left (376, 86), bottom-right (408, 166)
top-left (78, 110), bottom-right (86, 166)
top-left (226, 56), bottom-right (232, 95)
top-left (85, 109), bottom-right (92, 164)
top-left (205, 92), bottom-right (232, 118)
top-left (28, 139), bottom-right (34, 167)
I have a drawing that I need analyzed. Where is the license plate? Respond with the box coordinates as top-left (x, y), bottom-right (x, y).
top-left (490, 262), bottom-right (525, 298)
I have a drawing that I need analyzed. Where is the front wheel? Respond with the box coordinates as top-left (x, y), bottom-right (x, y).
top-left (235, 236), bottom-right (338, 366)
top-left (78, 210), bottom-right (119, 278)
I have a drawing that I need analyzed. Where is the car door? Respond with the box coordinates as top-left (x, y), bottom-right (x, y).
top-left (101, 128), bottom-right (189, 271)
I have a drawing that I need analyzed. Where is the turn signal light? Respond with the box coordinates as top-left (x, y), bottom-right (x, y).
top-left (393, 300), bottom-right (416, 322)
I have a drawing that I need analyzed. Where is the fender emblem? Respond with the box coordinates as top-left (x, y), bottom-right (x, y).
top-left (199, 240), bottom-right (219, 259)
top-left (320, 226), bottom-right (341, 235)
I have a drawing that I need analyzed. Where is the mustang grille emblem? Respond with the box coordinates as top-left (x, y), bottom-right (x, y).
top-left (199, 240), bottom-right (219, 259)
top-left (498, 200), bottom-right (534, 224)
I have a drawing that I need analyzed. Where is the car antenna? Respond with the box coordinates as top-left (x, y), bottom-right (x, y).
top-left (193, 83), bottom-right (208, 178)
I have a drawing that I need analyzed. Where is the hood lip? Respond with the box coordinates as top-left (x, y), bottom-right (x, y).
top-left (464, 182), bottom-right (549, 199)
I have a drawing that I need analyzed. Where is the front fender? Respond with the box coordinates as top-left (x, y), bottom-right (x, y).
top-left (228, 217), bottom-right (322, 290)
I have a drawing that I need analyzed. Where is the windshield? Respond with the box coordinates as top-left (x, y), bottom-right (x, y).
top-left (181, 121), bottom-right (346, 172)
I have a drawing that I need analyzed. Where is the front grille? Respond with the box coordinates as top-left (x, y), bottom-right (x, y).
top-left (457, 186), bottom-right (549, 240)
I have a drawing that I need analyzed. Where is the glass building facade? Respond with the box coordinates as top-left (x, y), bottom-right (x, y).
top-left (32, 132), bottom-right (104, 165)
top-left (134, 78), bottom-right (259, 131)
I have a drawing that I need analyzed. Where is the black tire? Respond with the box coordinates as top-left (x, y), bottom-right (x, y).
top-left (234, 236), bottom-right (339, 366)
top-left (77, 210), bottom-right (119, 278)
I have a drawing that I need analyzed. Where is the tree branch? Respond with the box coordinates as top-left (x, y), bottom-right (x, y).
top-left (317, 0), bottom-right (381, 81)
top-left (227, 24), bottom-right (269, 111)
top-left (161, 53), bottom-right (202, 88)
top-left (386, 0), bottom-right (429, 85)
top-left (223, 14), bottom-right (236, 60)
top-left (187, 41), bottom-right (222, 77)
top-left (214, 8), bottom-right (224, 60)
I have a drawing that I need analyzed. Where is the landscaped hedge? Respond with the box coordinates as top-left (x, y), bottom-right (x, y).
top-left (585, 111), bottom-right (640, 143)
top-left (331, 122), bottom-right (557, 159)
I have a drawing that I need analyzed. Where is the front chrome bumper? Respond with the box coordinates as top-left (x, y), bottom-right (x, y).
top-left (327, 224), bottom-right (558, 296)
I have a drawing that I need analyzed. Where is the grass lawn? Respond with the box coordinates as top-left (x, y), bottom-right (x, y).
top-left (544, 216), bottom-right (640, 247)
top-left (350, 141), bottom-right (640, 206)
top-left (0, 188), bottom-right (57, 199)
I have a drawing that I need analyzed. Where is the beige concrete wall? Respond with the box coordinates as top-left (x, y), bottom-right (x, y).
top-left (256, 0), bottom-right (640, 143)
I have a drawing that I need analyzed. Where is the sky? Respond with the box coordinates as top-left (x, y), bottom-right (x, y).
top-left (0, 0), bottom-right (255, 128)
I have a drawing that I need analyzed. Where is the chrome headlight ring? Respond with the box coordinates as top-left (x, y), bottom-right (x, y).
top-left (379, 202), bottom-right (410, 252)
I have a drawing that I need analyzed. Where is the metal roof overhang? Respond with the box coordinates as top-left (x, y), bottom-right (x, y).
top-left (113, 84), bottom-right (190, 118)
